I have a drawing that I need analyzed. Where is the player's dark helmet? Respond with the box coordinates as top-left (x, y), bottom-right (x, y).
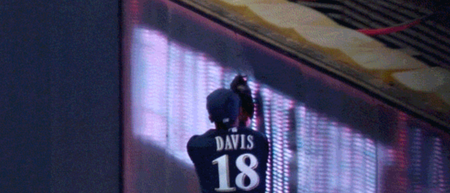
top-left (230, 75), bottom-right (254, 119)
top-left (206, 88), bottom-right (241, 129)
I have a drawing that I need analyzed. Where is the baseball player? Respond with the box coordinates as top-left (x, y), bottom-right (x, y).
top-left (187, 88), bottom-right (269, 193)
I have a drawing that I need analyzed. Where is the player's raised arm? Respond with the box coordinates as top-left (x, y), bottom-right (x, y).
top-left (230, 75), bottom-right (254, 128)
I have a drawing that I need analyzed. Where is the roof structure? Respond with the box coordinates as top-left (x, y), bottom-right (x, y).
top-left (298, 0), bottom-right (450, 70)
top-left (169, 0), bottom-right (450, 130)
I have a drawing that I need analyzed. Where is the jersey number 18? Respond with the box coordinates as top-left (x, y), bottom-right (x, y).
top-left (212, 153), bottom-right (260, 192)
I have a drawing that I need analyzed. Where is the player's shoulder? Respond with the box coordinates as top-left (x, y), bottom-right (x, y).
top-left (187, 129), bottom-right (216, 147)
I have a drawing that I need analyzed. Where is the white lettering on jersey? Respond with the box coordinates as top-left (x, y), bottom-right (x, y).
top-left (240, 134), bottom-right (246, 150)
top-left (215, 136), bottom-right (224, 151)
top-left (225, 135), bottom-right (233, 150)
top-left (246, 135), bottom-right (254, 150)
top-left (216, 134), bottom-right (255, 151)
top-left (231, 134), bottom-right (239, 150)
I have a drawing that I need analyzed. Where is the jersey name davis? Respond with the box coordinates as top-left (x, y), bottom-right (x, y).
top-left (215, 134), bottom-right (254, 151)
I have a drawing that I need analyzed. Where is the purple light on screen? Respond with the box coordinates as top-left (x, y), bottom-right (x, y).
top-left (431, 137), bottom-right (445, 192)
top-left (193, 53), bottom-right (212, 137)
top-left (167, 46), bottom-right (197, 160)
top-left (407, 126), bottom-right (449, 193)
top-left (353, 133), bottom-right (365, 192)
top-left (327, 121), bottom-right (340, 192)
top-left (395, 112), bottom-right (409, 192)
top-left (341, 127), bottom-right (353, 192)
top-left (295, 105), bottom-right (378, 193)
top-left (132, 26), bottom-right (224, 165)
top-left (222, 70), bottom-right (236, 89)
top-left (261, 87), bottom-right (273, 193)
top-left (295, 104), bottom-right (312, 193)
top-left (272, 94), bottom-right (286, 192)
top-left (364, 138), bottom-right (376, 193)
top-left (131, 27), bottom-right (168, 144)
top-left (411, 128), bottom-right (423, 193)
top-left (260, 88), bottom-right (295, 193)
top-left (247, 79), bottom-right (260, 131)
top-left (311, 114), bottom-right (323, 192)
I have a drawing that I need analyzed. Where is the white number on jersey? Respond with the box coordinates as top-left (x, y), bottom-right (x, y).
top-left (212, 153), bottom-right (260, 192)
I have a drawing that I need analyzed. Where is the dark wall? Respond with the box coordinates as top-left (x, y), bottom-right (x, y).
top-left (0, 1), bottom-right (120, 192)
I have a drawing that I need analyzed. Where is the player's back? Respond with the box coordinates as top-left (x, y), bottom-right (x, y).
top-left (187, 126), bottom-right (269, 193)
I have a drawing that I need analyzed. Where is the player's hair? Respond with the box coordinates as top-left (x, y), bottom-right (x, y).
top-left (230, 75), bottom-right (254, 119)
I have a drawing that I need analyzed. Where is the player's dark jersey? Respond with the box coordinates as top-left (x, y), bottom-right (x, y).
top-left (187, 126), bottom-right (269, 193)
